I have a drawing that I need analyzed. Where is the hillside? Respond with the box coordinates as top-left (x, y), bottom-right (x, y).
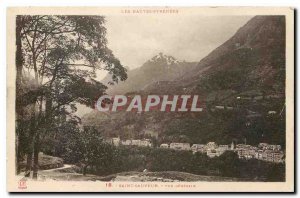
top-left (82, 16), bottom-right (286, 146)
top-left (179, 15), bottom-right (285, 94)
top-left (102, 53), bottom-right (198, 94)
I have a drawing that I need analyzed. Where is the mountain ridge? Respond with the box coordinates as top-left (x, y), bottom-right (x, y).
top-left (102, 52), bottom-right (198, 94)
top-left (82, 16), bottom-right (286, 146)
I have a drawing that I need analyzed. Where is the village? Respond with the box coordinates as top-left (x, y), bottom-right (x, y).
top-left (106, 137), bottom-right (285, 164)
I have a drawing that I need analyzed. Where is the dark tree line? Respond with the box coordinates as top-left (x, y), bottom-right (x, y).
top-left (15, 15), bottom-right (127, 179)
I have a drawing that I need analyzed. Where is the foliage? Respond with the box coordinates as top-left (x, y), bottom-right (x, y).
top-left (47, 128), bottom-right (285, 181)
top-left (15, 15), bottom-right (127, 177)
top-left (63, 126), bottom-right (117, 175)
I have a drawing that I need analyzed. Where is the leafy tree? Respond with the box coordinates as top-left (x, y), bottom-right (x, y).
top-left (212, 151), bottom-right (241, 177)
top-left (15, 15), bottom-right (127, 178)
top-left (64, 126), bottom-right (115, 175)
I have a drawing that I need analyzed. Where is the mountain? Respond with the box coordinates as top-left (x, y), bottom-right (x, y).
top-left (82, 16), bottom-right (286, 146)
top-left (137, 16), bottom-right (285, 97)
top-left (102, 53), bottom-right (198, 94)
top-left (178, 15), bottom-right (285, 94)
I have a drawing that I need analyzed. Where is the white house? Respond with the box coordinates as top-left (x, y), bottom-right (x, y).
top-left (112, 137), bottom-right (120, 146)
top-left (258, 143), bottom-right (269, 149)
top-left (257, 143), bottom-right (282, 151)
top-left (263, 144), bottom-right (281, 151)
top-left (170, 143), bottom-right (190, 151)
top-left (206, 149), bottom-right (223, 158)
top-left (191, 144), bottom-right (206, 153)
top-left (255, 149), bottom-right (284, 163)
top-left (206, 142), bottom-right (218, 150)
top-left (160, 144), bottom-right (169, 148)
top-left (131, 139), bottom-right (141, 146)
top-left (268, 111), bottom-right (277, 114)
top-left (218, 145), bottom-right (229, 151)
top-left (121, 140), bottom-right (132, 146)
top-left (140, 139), bottom-right (152, 147)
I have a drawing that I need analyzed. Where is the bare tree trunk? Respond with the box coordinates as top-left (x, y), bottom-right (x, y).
top-left (25, 132), bottom-right (34, 171)
top-left (31, 94), bottom-right (51, 179)
top-left (25, 112), bottom-right (36, 177)
top-left (31, 28), bottom-right (40, 179)
top-left (83, 164), bottom-right (89, 176)
top-left (25, 151), bottom-right (32, 177)
top-left (16, 133), bottom-right (21, 174)
top-left (32, 133), bottom-right (40, 180)
top-left (15, 15), bottom-right (24, 175)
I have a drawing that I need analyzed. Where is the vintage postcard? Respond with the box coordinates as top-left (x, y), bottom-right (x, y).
top-left (7, 7), bottom-right (294, 192)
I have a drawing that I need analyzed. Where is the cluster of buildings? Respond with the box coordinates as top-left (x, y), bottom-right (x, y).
top-left (235, 143), bottom-right (284, 163)
top-left (159, 142), bottom-right (285, 163)
top-left (106, 137), bottom-right (152, 147)
top-left (160, 142), bottom-right (231, 158)
top-left (106, 137), bottom-right (284, 163)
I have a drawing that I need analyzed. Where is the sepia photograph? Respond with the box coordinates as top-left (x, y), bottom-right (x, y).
top-left (6, 7), bottom-right (294, 192)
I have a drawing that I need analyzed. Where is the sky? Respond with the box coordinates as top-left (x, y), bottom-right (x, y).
top-left (105, 15), bottom-right (252, 69)
top-left (79, 15), bottom-right (252, 117)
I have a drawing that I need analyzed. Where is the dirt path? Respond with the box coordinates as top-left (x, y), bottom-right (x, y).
top-left (41, 164), bottom-right (73, 172)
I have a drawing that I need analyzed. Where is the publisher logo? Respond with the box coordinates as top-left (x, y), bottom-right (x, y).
top-left (18, 179), bottom-right (27, 190)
